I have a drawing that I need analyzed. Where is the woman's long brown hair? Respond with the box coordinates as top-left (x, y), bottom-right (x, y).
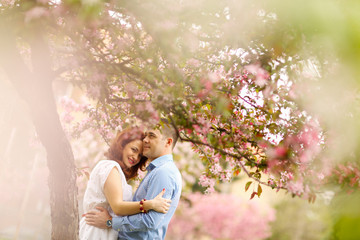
top-left (104, 127), bottom-right (147, 180)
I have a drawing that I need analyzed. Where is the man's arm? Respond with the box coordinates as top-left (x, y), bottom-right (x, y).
top-left (112, 168), bottom-right (175, 232)
top-left (84, 207), bottom-right (111, 229)
top-left (85, 188), bottom-right (171, 229)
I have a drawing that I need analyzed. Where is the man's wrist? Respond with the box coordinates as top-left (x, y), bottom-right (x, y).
top-left (106, 216), bottom-right (113, 228)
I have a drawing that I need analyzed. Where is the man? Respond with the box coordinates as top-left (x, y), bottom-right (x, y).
top-left (85, 121), bottom-right (182, 239)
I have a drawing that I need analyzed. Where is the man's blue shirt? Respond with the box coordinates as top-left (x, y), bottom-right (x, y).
top-left (112, 154), bottom-right (182, 240)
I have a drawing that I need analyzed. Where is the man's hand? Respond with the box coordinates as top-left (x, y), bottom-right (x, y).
top-left (84, 207), bottom-right (111, 229)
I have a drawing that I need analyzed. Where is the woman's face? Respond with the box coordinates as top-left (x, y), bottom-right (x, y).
top-left (122, 139), bottom-right (143, 169)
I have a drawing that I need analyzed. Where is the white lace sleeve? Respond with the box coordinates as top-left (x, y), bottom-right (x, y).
top-left (94, 160), bottom-right (122, 191)
top-left (82, 160), bottom-right (131, 213)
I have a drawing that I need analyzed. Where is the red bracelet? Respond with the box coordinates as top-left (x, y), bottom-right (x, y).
top-left (140, 199), bottom-right (147, 213)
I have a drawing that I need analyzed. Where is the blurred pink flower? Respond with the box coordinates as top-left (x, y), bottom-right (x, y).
top-left (187, 58), bottom-right (200, 67)
top-left (210, 163), bottom-right (223, 175)
top-left (168, 193), bottom-right (275, 240)
top-left (275, 146), bottom-right (287, 157)
top-left (244, 64), bottom-right (270, 87)
top-left (25, 7), bottom-right (49, 23)
top-left (287, 178), bottom-right (305, 196)
top-left (1, 0), bottom-right (15, 7)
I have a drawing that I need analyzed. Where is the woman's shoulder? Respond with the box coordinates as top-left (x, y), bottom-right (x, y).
top-left (94, 160), bottom-right (127, 175)
top-left (92, 160), bottom-right (120, 172)
top-left (95, 159), bottom-right (118, 166)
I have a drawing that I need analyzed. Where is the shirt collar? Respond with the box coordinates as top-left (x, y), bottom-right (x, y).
top-left (146, 154), bottom-right (173, 171)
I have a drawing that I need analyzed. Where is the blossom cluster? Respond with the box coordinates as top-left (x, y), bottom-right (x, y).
top-left (327, 163), bottom-right (360, 193)
top-left (167, 192), bottom-right (275, 240)
top-left (47, 0), bottom-right (338, 201)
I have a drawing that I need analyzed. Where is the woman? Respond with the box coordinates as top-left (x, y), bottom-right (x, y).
top-left (79, 127), bottom-right (171, 240)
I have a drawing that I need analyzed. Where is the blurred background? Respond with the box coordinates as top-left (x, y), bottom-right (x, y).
top-left (2, 0), bottom-right (360, 239)
top-left (0, 77), bottom-right (358, 240)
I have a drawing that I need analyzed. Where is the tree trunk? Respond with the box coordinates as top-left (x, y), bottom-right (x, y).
top-left (0, 17), bottom-right (79, 240)
top-left (32, 89), bottom-right (80, 240)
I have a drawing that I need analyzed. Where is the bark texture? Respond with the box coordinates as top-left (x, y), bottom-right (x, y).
top-left (0, 15), bottom-right (79, 240)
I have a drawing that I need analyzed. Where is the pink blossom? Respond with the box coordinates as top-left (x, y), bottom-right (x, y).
top-left (350, 176), bottom-right (359, 187)
top-left (124, 82), bottom-right (138, 98)
top-left (61, 112), bottom-right (74, 123)
top-left (244, 64), bottom-right (270, 87)
top-left (1, 0), bottom-right (15, 7)
top-left (205, 185), bottom-right (215, 194)
top-left (210, 163), bottom-right (222, 175)
top-left (25, 7), bottom-right (49, 23)
top-left (193, 124), bottom-right (201, 132)
top-left (288, 85), bottom-right (297, 99)
top-left (199, 174), bottom-right (216, 193)
top-left (299, 151), bottom-right (312, 163)
top-left (262, 85), bottom-right (272, 98)
top-left (212, 154), bottom-right (221, 163)
top-left (287, 178), bottom-right (305, 196)
top-left (275, 146), bottom-right (287, 157)
top-left (187, 58), bottom-right (200, 67)
top-left (106, 131), bottom-right (115, 140)
top-left (87, 85), bottom-right (101, 99)
top-left (208, 72), bottom-right (221, 83)
top-left (167, 193), bottom-right (275, 240)
top-left (220, 170), bottom-right (232, 182)
top-left (268, 177), bottom-right (275, 186)
top-left (280, 171), bottom-right (294, 181)
top-left (156, 20), bottom-right (177, 31)
top-left (193, 98), bottom-right (201, 104)
top-left (258, 141), bottom-right (268, 148)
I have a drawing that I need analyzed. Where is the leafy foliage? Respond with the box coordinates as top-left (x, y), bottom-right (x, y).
top-left (2, 0), bottom-right (359, 203)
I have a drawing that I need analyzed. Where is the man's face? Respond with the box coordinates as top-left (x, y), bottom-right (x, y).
top-left (143, 129), bottom-right (167, 160)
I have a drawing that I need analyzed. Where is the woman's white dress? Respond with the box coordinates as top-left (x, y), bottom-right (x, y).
top-left (79, 160), bottom-right (133, 240)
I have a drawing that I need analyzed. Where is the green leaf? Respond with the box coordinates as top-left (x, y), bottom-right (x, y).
top-left (254, 172), bottom-right (262, 179)
top-left (245, 181), bottom-right (252, 192)
top-left (257, 184), bottom-right (262, 197)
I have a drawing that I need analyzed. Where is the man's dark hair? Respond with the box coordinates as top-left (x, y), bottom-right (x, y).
top-left (158, 118), bottom-right (179, 149)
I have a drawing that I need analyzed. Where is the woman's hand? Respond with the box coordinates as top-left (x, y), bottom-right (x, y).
top-left (145, 189), bottom-right (172, 213)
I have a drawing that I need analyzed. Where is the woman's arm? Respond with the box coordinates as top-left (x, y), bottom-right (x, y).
top-left (103, 167), bottom-right (171, 216)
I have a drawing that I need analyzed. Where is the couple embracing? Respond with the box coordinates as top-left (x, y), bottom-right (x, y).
top-left (79, 120), bottom-right (182, 240)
